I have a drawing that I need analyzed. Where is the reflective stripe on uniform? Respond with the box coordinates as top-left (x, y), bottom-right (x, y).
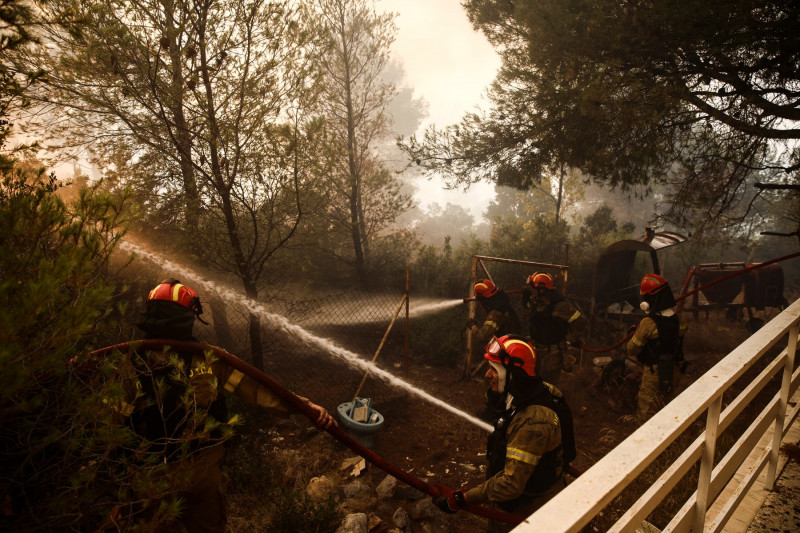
top-left (506, 446), bottom-right (539, 466)
top-left (102, 396), bottom-right (136, 417)
top-left (568, 310), bottom-right (581, 323)
top-left (256, 388), bottom-right (277, 408)
top-left (485, 319), bottom-right (498, 330)
top-left (224, 369), bottom-right (245, 392)
top-left (190, 362), bottom-right (213, 378)
top-left (119, 401), bottom-right (135, 417)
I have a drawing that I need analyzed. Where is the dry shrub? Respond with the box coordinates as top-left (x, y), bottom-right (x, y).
top-left (682, 311), bottom-right (750, 356)
top-left (222, 400), bottom-right (346, 532)
top-left (781, 442), bottom-right (800, 462)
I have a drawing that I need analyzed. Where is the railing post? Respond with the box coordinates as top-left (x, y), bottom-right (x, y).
top-left (766, 323), bottom-right (798, 489)
top-left (694, 395), bottom-right (722, 532)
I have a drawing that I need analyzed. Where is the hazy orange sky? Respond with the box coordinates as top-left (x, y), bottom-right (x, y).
top-left (378, 0), bottom-right (501, 220)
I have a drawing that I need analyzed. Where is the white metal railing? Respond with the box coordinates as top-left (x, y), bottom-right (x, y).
top-left (512, 298), bottom-right (800, 532)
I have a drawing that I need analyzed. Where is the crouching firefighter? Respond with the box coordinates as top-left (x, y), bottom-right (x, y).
top-left (100, 279), bottom-right (335, 533)
top-left (627, 273), bottom-right (688, 422)
top-left (434, 335), bottom-right (576, 533)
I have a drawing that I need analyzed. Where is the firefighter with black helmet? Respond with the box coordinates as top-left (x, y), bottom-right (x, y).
top-left (106, 279), bottom-right (335, 532)
top-left (521, 272), bottom-right (583, 385)
top-left (434, 335), bottom-right (575, 533)
top-left (467, 279), bottom-right (522, 346)
top-left (627, 273), bottom-right (688, 421)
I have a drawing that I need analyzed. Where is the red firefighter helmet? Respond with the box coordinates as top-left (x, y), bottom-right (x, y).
top-left (148, 279), bottom-right (204, 316)
top-left (526, 272), bottom-right (555, 291)
top-left (640, 273), bottom-right (668, 296)
top-left (484, 335), bottom-right (537, 377)
top-left (474, 279), bottom-right (499, 298)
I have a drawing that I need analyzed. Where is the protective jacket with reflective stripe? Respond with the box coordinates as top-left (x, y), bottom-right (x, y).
top-left (111, 345), bottom-right (304, 462)
top-left (465, 394), bottom-right (563, 510)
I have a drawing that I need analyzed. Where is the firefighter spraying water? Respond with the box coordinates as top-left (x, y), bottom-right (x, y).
top-left (82, 279), bottom-right (336, 533)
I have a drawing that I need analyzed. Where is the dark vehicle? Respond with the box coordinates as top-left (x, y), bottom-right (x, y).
top-left (677, 262), bottom-right (787, 331)
top-left (590, 227), bottom-right (687, 317)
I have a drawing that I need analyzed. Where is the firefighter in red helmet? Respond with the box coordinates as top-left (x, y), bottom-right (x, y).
top-left (106, 279), bottom-right (335, 532)
top-left (467, 279), bottom-right (521, 346)
top-left (434, 335), bottom-right (575, 532)
top-left (521, 272), bottom-right (584, 386)
top-left (627, 274), bottom-right (688, 421)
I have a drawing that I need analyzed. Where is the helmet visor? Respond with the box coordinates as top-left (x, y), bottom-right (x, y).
top-left (484, 336), bottom-right (505, 362)
top-left (487, 337), bottom-right (503, 354)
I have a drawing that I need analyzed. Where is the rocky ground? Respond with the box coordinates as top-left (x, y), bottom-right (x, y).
top-left (221, 312), bottom-right (756, 532)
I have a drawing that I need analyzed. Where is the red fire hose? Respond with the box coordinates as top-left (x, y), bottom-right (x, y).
top-left (88, 340), bottom-right (525, 526)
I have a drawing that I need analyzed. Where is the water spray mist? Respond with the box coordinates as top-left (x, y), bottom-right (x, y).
top-left (120, 242), bottom-right (493, 433)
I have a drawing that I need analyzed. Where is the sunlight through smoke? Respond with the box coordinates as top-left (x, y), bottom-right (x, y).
top-left (120, 241), bottom-right (493, 433)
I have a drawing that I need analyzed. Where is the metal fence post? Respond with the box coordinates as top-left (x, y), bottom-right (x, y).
top-left (766, 323), bottom-right (798, 489)
top-left (694, 395), bottom-right (722, 532)
top-left (465, 256), bottom-right (478, 376)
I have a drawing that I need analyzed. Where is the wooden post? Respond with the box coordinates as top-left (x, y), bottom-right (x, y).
top-left (352, 293), bottom-right (408, 402)
top-left (694, 395), bottom-right (722, 532)
top-left (767, 323), bottom-right (798, 489)
top-left (465, 256), bottom-right (479, 376)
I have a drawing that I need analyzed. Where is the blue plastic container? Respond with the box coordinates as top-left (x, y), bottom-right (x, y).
top-left (337, 397), bottom-right (385, 448)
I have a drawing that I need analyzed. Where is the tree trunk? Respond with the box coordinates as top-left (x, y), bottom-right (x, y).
top-left (163, 3), bottom-right (200, 230)
top-left (340, 12), bottom-right (368, 287)
top-left (247, 310), bottom-right (264, 370)
top-left (207, 294), bottom-right (234, 350)
top-left (555, 160), bottom-right (565, 225)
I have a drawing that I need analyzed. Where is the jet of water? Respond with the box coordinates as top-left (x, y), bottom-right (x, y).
top-left (120, 242), bottom-right (493, 433)
top-left (407, 298), bottom-right (464, 318)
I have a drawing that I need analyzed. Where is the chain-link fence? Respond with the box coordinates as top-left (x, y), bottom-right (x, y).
top-left (113, 244), bottom-right (588, 404)
top-left (200, 288), bottom-right (411, 402)
top-left (113, 246), bottom-right (468, 417)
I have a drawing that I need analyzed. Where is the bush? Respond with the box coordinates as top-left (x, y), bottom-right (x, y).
top-left (268, 490), bottom-right (341, 533)
top-left (0, 168), bottom-right (136, 531)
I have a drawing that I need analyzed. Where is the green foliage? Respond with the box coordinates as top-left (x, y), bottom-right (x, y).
top-left (568, 203), bottom-right (637, 295)
top-left (411, 235), bottom-right (487, 297)
top-left (409, 305), bottom-right (466, 367)
top-left (403, 0), bottom-right (799, 236)
top-left (0, 170), bottom-right (132, 395)
top-left (222, 401), bottom-right (341, 533)
top-left (268, 490), bottom-right (341, 533)
top-left (0, 166), bottom-right (137, 531)
top-left (0, 0), bottom-right (43, 164)
top-left (408, 196), bottom-right (643, 312)
top-left (364, 227), bottom-right (419, 290)
top-left (308, 0), bottom-right (410, 286)
top-left (224, 422), bottom-right (279, 495)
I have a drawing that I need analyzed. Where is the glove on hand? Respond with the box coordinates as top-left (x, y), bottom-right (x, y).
top-left (465, 318), bottom-right (478, 330)
top-left (434, 490), bottom-right (466, 514)
top-left (521, 286), bottom-right (532, 302)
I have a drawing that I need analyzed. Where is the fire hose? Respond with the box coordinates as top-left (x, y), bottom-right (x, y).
top-left (88, 340), bottom-right (525, 526)
top-left (577, 250), bottom-right (800, 354)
